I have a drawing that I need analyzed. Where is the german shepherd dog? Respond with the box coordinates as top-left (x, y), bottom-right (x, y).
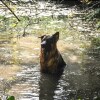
top-left (39, 32), bottom-right (66, 74)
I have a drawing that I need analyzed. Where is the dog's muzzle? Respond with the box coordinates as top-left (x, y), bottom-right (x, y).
top-left (41, 41), bottom-right (46, 48)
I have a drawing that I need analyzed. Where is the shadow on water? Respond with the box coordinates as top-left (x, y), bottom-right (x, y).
top-left (39, 73), bottom-right (62, 100)
top-left (82, 37), bottom-right (100, 78)
top-left (78, 37), bottom-right (100, 100)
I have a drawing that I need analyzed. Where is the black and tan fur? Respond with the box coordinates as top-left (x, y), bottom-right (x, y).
top-left (39, 32), bottom-right (66, 74)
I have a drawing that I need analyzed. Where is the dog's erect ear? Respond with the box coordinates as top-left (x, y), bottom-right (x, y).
top-left (38, 35), bottom-right (46, 40)
top-left (53, 32), bottom-right (59, 41)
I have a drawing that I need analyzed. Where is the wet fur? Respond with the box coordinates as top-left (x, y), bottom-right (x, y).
top-left (39, 32), bottom-right (66, 74)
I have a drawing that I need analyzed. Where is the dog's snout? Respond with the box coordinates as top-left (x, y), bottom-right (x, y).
top-left (41, 41), bottom-right (46, 47)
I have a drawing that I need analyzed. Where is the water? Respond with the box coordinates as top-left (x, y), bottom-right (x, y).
top-left (0, 1), bottom-right (100, 99)
top-left (0, 34), bottom-right (100, 100)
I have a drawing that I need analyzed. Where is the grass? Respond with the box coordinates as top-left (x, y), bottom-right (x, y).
top-left (0, 65), bottom-right (21, 80)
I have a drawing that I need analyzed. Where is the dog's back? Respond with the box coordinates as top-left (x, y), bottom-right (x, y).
top-left (39, 32), bottom-right (66, 74)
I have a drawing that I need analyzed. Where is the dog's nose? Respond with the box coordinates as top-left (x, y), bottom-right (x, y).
top-left (41, 41), bottom-right (46, 48)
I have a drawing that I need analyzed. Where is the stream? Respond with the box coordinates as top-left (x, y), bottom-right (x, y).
top-left (0, 34), bottom-right (100, 100)
top-left (0, 1), bottom-right (100, 100)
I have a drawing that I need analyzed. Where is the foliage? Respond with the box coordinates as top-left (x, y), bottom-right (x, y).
top-left (0, 96), bottom-right (15, 100)
top-left (91, 37), bottom-right (100, 48)
top-left (83, 8), bottom-right (100, 29)
top-left (86, 37), bottom-right (100, 59)
top-left (95, 97), bottom-right (100, 100)
top-left (7, 96), bottom-right (15, 100)
top-left (80, 0), bottom-right (92, 4)
top-left (97, 21), bottom-right (100, 29)
top-left (85, 8), bottom-right (100, 20)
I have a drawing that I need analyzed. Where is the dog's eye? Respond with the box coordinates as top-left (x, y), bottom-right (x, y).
top-left (46, 38), bottom-right (52, 43)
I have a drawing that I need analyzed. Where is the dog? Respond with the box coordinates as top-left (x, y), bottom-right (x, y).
top-left (39, 32), bottom-right (66, 74)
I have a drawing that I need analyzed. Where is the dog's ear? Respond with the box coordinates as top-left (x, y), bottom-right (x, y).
top-left (38, 35), bottom-right (46, 40)
top-left (53, 32), bottom-right (59, 41)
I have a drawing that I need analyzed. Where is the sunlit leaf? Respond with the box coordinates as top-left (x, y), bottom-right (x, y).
top-left (11, 23), bottom-right (17, 27)
top-left (7, 96), bottom-right (15, 100)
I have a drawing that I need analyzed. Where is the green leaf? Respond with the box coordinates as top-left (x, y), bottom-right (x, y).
top-left (7, 96), bottom-right (15, 100)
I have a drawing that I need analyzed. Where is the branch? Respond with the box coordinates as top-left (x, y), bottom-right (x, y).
top-left (0, 0), bottom-right (20, 22)
top-left (82, 1), bottom-right (100, 12)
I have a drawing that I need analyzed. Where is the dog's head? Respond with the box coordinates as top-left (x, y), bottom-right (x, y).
top-left (39, 32), bottom-right (59, 51)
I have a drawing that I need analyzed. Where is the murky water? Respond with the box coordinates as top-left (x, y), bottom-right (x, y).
top-left (0, 1), bottom-right (100, 99)
top-left (0, 34), bottom-right (100, 100)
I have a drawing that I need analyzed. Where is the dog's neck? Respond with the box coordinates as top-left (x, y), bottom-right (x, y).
top-left (41, 45), bottom-right (58, 60)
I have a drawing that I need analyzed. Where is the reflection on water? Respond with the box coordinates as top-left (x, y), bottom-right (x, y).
top-left (0, 35), bottom-right (100, 100)
top-left (8, 65), bottom-right (100, 100)
top-left (39, 73), bottom-right (62, 100)
top-left (12, 65), bottom-right (40, 100)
